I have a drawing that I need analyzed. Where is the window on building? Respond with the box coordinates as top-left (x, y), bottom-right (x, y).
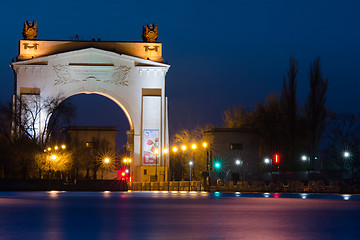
top-left (144, 169), bottom-right (147, 175)
top-left (230, 143), bottom-right (242, 150)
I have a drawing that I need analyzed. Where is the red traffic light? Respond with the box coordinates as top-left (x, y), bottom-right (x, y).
top-left (274, 154), bottom-right (280, 164)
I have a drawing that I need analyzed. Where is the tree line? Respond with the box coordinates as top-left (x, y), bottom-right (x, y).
top-left (173, 57), bottom-right (360, 176)
top-left (0, 95), bottom-right (120, 180)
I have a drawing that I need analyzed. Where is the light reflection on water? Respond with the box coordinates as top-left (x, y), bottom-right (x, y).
top-left (0, 191), bottom-right (359, 240)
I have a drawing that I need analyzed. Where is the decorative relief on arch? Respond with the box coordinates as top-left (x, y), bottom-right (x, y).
top-left (53, 65), bottom-right (71, 85)
top-left (52, 64), bottom-right (131, 87)
top-left (106, 65), bottom-right (131, 86)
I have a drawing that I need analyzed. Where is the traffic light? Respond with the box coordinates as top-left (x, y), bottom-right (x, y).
top-left (214, 161), bottom-right (222, 170)
top-left (274, 154), bottom-right (280, 164)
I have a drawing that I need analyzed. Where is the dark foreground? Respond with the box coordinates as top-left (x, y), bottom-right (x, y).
top-left (0, 191), bottom-right (359, 240)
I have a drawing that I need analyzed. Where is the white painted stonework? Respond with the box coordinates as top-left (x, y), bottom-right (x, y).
top-left (11, 40), bottom-right (170, 182)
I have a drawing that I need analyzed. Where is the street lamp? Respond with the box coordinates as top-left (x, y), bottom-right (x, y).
top-left (235, 159), bottom-right (242, 182)
top-left (189, 161), bottom-right (193, 191)
top-left (102, 157), bottom-right (111, 179)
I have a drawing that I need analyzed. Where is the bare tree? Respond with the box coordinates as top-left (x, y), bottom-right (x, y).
top-left (305, 57), bottom-right (328, 169)
top-left (280, 57), bottom-right (299, 170)
top-left (325, 112), bottom-right (358, 172)
top-left (0, 95), bottom-right (74, 179)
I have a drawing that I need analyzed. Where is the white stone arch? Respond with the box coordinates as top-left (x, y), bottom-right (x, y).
top-left (11, 42), bottom-right (170, 182)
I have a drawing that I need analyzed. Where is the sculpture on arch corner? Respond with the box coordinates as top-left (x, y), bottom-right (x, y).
top-left (142, 24), bottom-right (158, 43)
top-left (23, 21), bottom-right (38, 40)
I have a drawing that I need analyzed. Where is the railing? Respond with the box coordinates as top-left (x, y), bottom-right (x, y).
top-left (128, 180), bottom-right (360, 194)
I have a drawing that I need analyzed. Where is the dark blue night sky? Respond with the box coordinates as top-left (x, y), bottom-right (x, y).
top-left (1, 0), bottom-right (359, 144)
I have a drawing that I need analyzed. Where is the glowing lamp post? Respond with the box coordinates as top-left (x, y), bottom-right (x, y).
top-left (264, 158), bottom-right (271, 165)
top-left (101, 157), bottom-right (111, 179)
top-left (301, 155), bottom-right (308, 161)
top-left (235, 159), bottom-right (242, 181)
top-left (189, 161), bottom-right (193, 191)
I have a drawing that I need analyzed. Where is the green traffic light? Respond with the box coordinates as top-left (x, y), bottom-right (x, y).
top-left (214, 162), bottom-right (221, 169)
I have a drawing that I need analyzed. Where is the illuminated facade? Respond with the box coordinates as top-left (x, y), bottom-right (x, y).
top-left (11, 27), bottom-right (170, 182)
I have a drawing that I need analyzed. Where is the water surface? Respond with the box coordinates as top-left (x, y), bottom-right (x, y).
top-left (0, 191), bottom-right (359, 240)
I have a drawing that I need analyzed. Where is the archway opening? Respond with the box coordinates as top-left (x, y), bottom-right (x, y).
top-left (62, 93), bottom-right (131, 151)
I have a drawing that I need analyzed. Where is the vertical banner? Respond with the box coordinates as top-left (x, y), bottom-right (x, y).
top-left (143, 130), bottom-right (159, 165)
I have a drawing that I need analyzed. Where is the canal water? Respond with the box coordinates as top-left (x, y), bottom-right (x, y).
top-left (0, 191), bottom-right (359, 240)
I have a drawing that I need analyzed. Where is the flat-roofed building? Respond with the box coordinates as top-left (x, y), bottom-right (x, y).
top-left (204, 128), bottom-right (259, 183)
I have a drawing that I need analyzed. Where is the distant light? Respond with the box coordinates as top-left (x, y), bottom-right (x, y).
top-left (121, 172), bottom-right (125, 177)
top-left (342, 194), bottom-right (351, 201)
top-left (164, 148), bottom-right (168, 154)
top-left (202, 142), bottom-right (207, 148)
top-left (264, 158), bottom-right (271, 164)
top-left (61, 144), bottom-right (66, 149)
top-left (189, 161), bottom-right (193, 166)
top-left (172, 147), bottom-right (178, 152)
top-left (47, 147), bottom-right (51, 151)
top-left (344, 151), bottom-right (350, 158)
top-left (301, 155), bottom-right (308, 161)
top-left (191, 144), bottom-right (197, 150)
top-left (300, 193), bottom-right (308, 199)
top-left (181, 145), bottom-right (186, 151)
top-left (123, 158), bottom-right (128, 163)
top-left (235, 160), bottom-right (241, 165)
top-left (104, 158), bottom-right (110, 163)
top-left (125, 169), bottom-right (129, 173)
top-left (54, 146), bottom-right (58, 150)
top-left (154, 149), bottom-right (159, 154)
top-left (51, 155), bottom-right (57, 160)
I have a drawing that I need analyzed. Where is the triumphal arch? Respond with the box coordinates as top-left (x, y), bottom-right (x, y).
top-left (11, 22), bottom-right (170, 182)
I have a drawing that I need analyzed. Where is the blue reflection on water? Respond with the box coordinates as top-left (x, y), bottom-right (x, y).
top-left (0, 191), bottom-right (359, 240)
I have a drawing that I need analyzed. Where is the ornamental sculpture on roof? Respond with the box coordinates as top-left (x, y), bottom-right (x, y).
top-left (23, 21), bottom-right (38, 40)
top-left (142, 24), bottom-right (158, 43)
